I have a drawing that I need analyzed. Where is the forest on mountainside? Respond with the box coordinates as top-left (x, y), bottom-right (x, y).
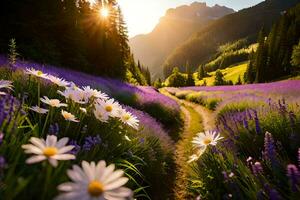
top-left (0, 0), bottom-right (147, 81)
top-left (163, 0), bottom-right (300, 77)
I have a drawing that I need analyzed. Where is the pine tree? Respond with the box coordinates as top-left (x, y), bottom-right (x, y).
top-left (186, 62), bottom-right (195, 86)
top-left (198, 65), bottom-right (207, 80)
top-left (291, 40), bottom-right (300, 68)
top-left (214, 70), bottom-right (225, 86)
top-left (255, 27), bottom-right (268, 83)
top-left (236, 75), bottom-right (242, 85)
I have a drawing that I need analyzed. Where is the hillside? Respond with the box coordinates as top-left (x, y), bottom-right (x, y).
top-left (196, 62), bottom-right (248, 86)
top-left (129, 2), bottom-right (235, 77)
top-left (163, 0), bottom-right (300, 76)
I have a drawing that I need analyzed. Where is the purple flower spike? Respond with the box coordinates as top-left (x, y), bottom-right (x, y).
top-left (83, 135), bottom-right (102, 151)
top-left (0, 132), bottom-right (3, 145)
top-left (69, 140), bottom-right (81, 155)
top-left (263, 132), bottom-right (277, 164)
top-left (287, 164), bottom-right (300, 192)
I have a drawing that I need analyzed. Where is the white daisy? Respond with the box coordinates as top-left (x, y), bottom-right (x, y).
top-left (83, 86), bottom-right (109, 100)
top-left (119, 110), bottom-right (139, 130)
top-left (61, 110), bottom-right (79, 123)
top-left (41, 96), bottom-right (67, 108)
top-left (192, 130), bottom-right (224, 148)
top-left (94, 103), bottom-right (109, 123)
top-left (25, 68), bottom-right (48, 78)
top-left (22, 135), bottom-right (75, 167)
top-left (0, 80), bottom-right (13, 90)
top-left (30, 105), bottom-right (49, 114)
top-left (97, 99), bottom-right (121, 118)
top-left (58, 88), bottom-right (87, 104)
top-left (56, 160), bottom-right (132, 200)
top-left (47, 75), bottom-right (71, 87)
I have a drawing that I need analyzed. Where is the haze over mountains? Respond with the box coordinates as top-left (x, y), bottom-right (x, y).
top-left (129, 2), bottom-right (235, 77)
top-left (130, 0), bottom-right (300, 78)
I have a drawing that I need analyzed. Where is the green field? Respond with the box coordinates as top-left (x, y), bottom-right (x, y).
top-left (195, 62), bottom-right (248, 86)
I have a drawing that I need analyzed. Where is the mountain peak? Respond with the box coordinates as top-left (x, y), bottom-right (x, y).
top-left (129, 1), bottom-right (235, 77)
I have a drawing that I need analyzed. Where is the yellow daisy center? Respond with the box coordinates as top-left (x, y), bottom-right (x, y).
top-left (105, 105), bottom-right (113, 112)
top-left (88, 181), bottom-right (104, 197)
top-left (43, 147), bottom-right (58, 157)
top-left (203, 138), bottom-right (212, 145)
top-left (37, 71), bottom-right (43, 76)
top-left (50, 100), bottom-right (60, 107)
top-left (63, 112), bottom-right (73, 119)
top-left (123, 114), bottom-right (131, 121)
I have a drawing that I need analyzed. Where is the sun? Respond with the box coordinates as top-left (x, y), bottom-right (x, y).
top-left (100, 7), bottom-right (109, 18)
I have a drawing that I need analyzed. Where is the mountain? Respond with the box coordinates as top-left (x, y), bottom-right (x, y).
top-left (129, 2), bottom-right (235, 77)
top-left (163, 0), bottom-right (300, 77)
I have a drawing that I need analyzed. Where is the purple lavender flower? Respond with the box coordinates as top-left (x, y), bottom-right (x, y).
top-left (0, 132), bottom-right (3, 145)
top-left (82, 135), bottom-right (102, 151)
top-left (287, 164), bottom-right (300, 192)
top-left (252, 162), bottom-right (263, 176)
top-left (298, 148), bottom-right (300, 169)
top-left (48, 123), bottom-right (59, 135)
top-left (69, 140), bottom-right (81, 155)
top-left (254, 110), bottom-right (262, 134)
top-left (263, 132), bottom-right (277, 164)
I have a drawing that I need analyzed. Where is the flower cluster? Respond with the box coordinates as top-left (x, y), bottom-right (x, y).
top-left (26, 68), bottom-right (139, 130)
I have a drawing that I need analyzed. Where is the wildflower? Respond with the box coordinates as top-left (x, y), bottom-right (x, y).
top-left (0, 80), bottom-right (13, 91)
top-left (80, 107), bottom-right (87, 113)
top-left (47, 75), bottom-right (70, 87)
top-left (82, 86), bottom-right (109, 100)
top-left (68, 140), bottom-right (81, 155)
top-left (298, 148), bottom-right (300, 168)
top-left (58, 88), bottom-right (87, 104)
top-left (263, 132), bottom-right (277, 164)
top-left (228, 172), bottom-right (234, 178)
top-left (287, 164), bottom-right (300, 192)
top-left (0, 132), bottom-right (3, 145)
top-left (254, 110), bottom-right (262, 134)
top-left (61, 110), bottom-right (79, 123)
top-left (97, 98), bottom-right (121, 118)
top-left (22, 135), bottom-right (75, 167)
top-left (82, 135), bottom-right (102, 151)
top-left (41, 96), bottom-right (67, 108)
top-left (30, 105), bottom-right (49, 114)
top-left (25, 68), bottom-right (48, 78)
top-left (192, 130), bottom-right (224, 148)
top-left (56, 161), bottom-right (132, 200)
top-left (252, 162), bottom-right (263, 176)
top-left (94, 103), bottom-right (109, 123)
top-left (119, 110), bottom-right (139, 130)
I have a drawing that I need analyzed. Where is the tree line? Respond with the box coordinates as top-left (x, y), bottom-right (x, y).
top-left (0, 0), bottom-right (148, 83)
top-left (245, 3), bottom-right (300, 83)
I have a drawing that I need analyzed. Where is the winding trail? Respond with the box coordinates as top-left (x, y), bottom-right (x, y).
top-left (160, 88), bottom-right (216, 199)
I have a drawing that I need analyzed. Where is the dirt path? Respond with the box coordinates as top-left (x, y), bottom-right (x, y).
top-left (160, 88), bottom-right (216, 199)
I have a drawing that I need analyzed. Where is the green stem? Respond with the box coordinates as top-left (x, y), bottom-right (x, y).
top-left (42, 108), bottom-right (51, 135)
top-left (38, 81), bottom-right (41, 107)
top-left (42, 164), bottom-right (52, 200)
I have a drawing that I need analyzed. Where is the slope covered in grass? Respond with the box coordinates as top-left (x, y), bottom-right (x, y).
top-left (195, 62), bottom-right (248, 86)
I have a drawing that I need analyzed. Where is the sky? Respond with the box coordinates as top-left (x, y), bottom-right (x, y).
top-left (118, 0), bottom-right (264, 37)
